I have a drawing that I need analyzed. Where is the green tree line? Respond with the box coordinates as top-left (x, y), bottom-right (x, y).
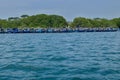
top-left (70, 17), bottom-right (119, 28)
top-left (0, 14), bottom-right (120, 28)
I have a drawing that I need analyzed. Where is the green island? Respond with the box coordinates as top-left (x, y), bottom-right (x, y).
top-left (0, 14), bottom-right (120, 33)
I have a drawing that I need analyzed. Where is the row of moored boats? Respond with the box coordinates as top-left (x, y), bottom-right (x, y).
top-left (0, 28), bottom-right (119, 33)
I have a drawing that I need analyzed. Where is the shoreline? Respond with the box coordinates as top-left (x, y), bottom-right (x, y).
top-left (0, 28), bottom-right (119, 33)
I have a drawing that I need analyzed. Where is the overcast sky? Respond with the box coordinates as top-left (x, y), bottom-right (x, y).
top-left (0, 0), bottom-right (120, 21)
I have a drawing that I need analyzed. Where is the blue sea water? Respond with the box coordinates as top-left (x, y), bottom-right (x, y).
top-left (0, 32), bottom-right (120, 80)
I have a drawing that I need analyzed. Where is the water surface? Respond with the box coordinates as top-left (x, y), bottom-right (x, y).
top-left (0, 32), bottom-right (120, 80)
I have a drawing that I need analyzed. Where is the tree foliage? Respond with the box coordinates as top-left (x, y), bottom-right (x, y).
top-left (71, 17), bottom-right (93, 28)
top-left (71, 17), bottom-right (118, 28)
top-left (0, 14), bottom-right (120, 28)
top-left (111, 18), bottom-right (120, 28)
top-left (0, 14), bottom-right (68, 28)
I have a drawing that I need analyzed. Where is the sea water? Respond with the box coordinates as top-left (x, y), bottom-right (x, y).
top-left (0, 32), bottom-right (120, 80)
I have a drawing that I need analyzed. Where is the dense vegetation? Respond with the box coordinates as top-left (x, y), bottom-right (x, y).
top-left (71, 17), bottom-right (119, 28)
top-left (0, 14), bottom-right (68, 28)
top-left (0, 14), bottom-right (120, 28)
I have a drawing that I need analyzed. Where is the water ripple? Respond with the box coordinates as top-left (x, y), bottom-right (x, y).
top-left (0, 32), bottom-right (120, 80)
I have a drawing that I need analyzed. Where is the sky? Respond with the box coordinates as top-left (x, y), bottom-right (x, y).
top-left (0, 0), bottom-right (120, 21)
